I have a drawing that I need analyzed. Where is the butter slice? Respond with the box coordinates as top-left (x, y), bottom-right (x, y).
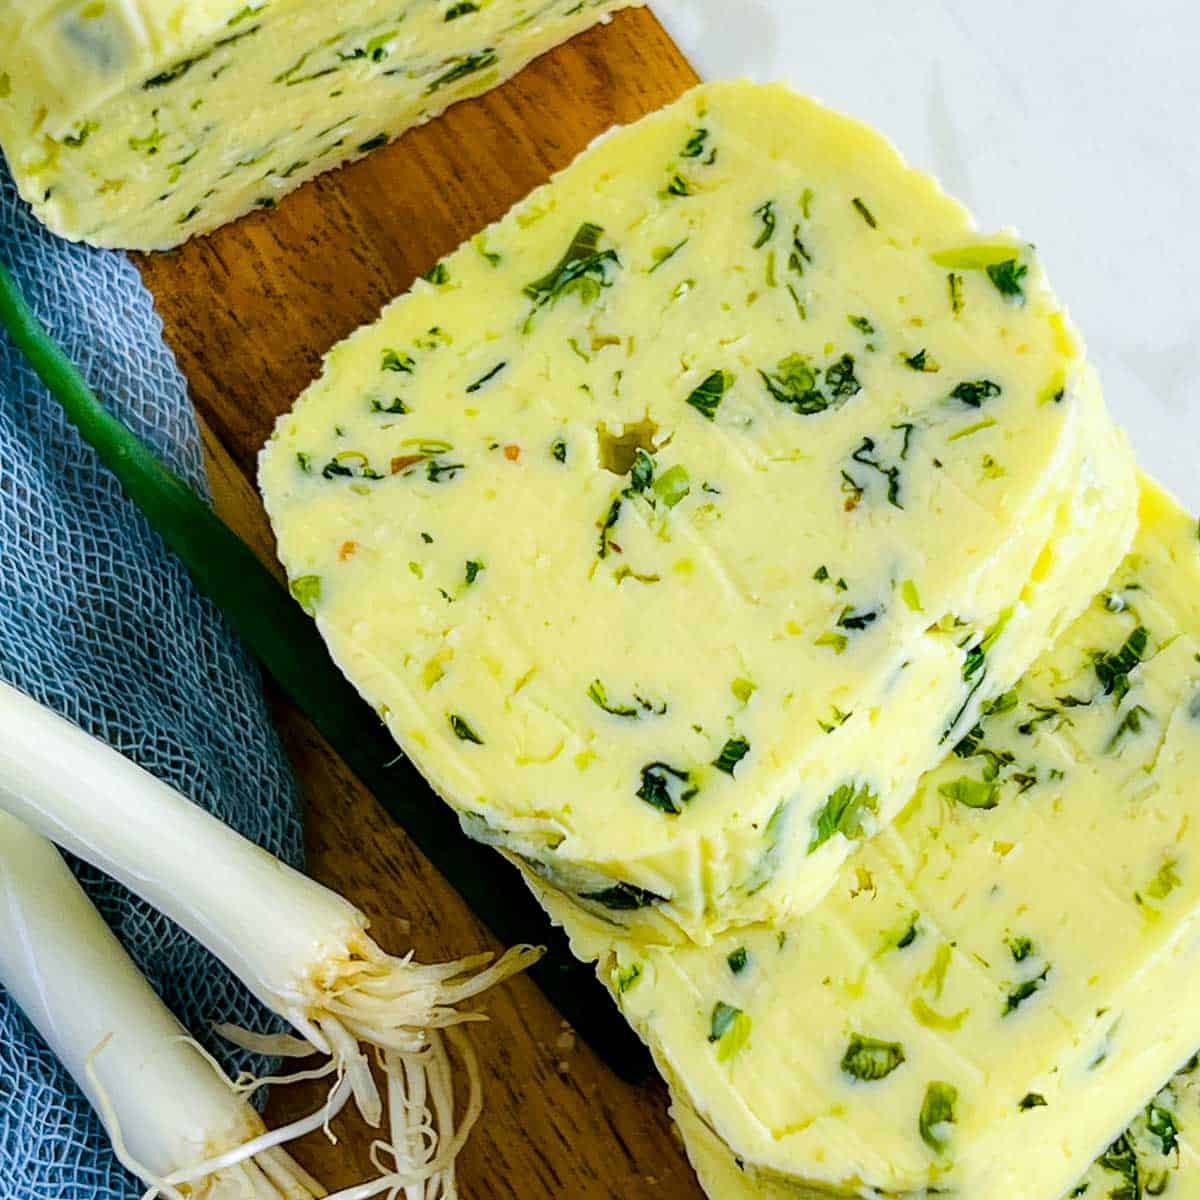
top-left (540, 478), bottom-right (1200, 1198)
top-left (0, 0), bottom-right (635, 249)
top-left (674, 1058), bottom-right (1200, 1200)
top-left (261, 81), bottom-right (1136, 943)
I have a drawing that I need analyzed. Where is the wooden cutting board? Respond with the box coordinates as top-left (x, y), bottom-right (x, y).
top-left (136, 8), bottom-right (708, 1197)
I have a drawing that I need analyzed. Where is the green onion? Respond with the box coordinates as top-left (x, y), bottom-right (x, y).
top-left (0, 257), bottom-right (650, 1083)
top-left (0, 812), bottom-right (328, 1197)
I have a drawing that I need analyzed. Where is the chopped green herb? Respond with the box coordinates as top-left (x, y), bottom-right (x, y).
top-left (648, 238), bottom-right (689, 273)
top-left (986, 258), bottom-right (1028, 302)
top-left (708, 1002), bottom-right (751, 1061)
top-left (1004, 965), bottom-right (1050, 1015)
top-left (681, 128), bottom-right (710, 158)
top-left (892, 913), bottom-right (921, 950)
top-left (636, 761), bottom-right (697, 815)
top-left (62, 122), bottom-right (98, 149)
top-left (587, 679), bottom-right (640, 719)
top-left (841, 1033), bottom-right (905, 1081)
top-left (850, 436), bottom-right (902, 508)
top-left (1145, 858), bottom-right (1182, 901)
top-left (1019, 1093), bottom-right (1048, 1111)
top-left (1106, 703), bottom-right (1153, 754)
top-left (824, 353), bottom-right (861, 399)
top-left (963, 644), bottom-right (986, 682)
top-left (472, 236), bottom-right (501, 266)
top-left (1146, 1100), bottom-right (1179, 1156)
top-left (357, 133), bottom-right (389, 153)
top-left (809, 781), bottom-right (878, 853)
top-left (665, 174), bottom-right (693, 197)
top-left (464, 560), bottom-right (484, 585)
top-left (948, 272), bottom-right (965, 315)
top-left (1093, 626), bottom-right (1149, 702)
top-left (145, 53), bottom-right (211, 89)
top-left (381, 349), bottom-right (415, 374)
top-left (551, 438), bottom-right (567, 463)
top-left (731, 678), bottom-right (757, 705)
top-left (919, 1081), bottom-right (958, 1156)
top-left (848, 315), bottom-right (874, 335)
top-left (289, 575), bottom-right (321, 614)
top-left (837, 606), bottom-right (878, 631)
top-left (938, 776), bottom-right (999, 810)
top-left (426, 460), bottom-right (464, 483)
top-left (426, 48), bottom-right (498, 93)
top-left (727, 947), bottom-right (749, 974)
top-left (713, 737), bottom-right (750, 776)
top-left (752, 200), bottom-right (777, 248)
top-left (580, 882), bottom-right (666, 910)
top-left (322, 451), bottom-right (383, 481)
top-left (817, 704), bottom-right (852, 734)
top-left (449, 714), bottom-right (483, 744)
top-left (370, 396), bottom-right (409, 415)
top-left (904, 348), bottom-right (940, 372)
top-left (760, 354), bottom-right (830, 414)
top-left (423, 262), bottom-right (450, 285)
top-left (614, 962), bottom-right (643, 993)
top-left (900, 579), bottom-right (923, 612)
top-left (523, 222), bottom-right (620, 329)
top-left (1006, 935), bottom-right (1035, 962)
top-left (653, 464), bottom-right (691, 509)
top-left (628, 448), bottom-right (655, 495)
top-left (687, 369), bottom-right (733, 420)
top-left (950, 379), bottom-right (1002, 407)
top-left (814, 629), bottom-right (849, 654)
top-left (1097, 1133), bottom-right (1140, 1200)
top-left (852, 197), bottom-right (878, 227)
top-left (597, 496), bottom-right (623, 558)
top-left (445, 1), bottom-right (480, 18)
top-left (466, 361), bottom-right (506, 392)
top-left (787, 227), bottom-right (813, 275)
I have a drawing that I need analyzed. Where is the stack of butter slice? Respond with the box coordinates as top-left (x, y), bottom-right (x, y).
top-left (261, 80), bottom-right (1136, 949)
top-left (0, 0), bottom-right (637, 249)
top-left (542, 478), bottom-right (1200, 1198)
top-left (256, 81), bottom-right (1199, 1197)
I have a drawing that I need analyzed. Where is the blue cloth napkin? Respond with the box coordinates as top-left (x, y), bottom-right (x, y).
top-left (0, 168), bottom-right (304, 1197)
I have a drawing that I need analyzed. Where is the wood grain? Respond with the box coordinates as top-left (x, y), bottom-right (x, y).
top-left (137, 8), bottom-right (706, 1196)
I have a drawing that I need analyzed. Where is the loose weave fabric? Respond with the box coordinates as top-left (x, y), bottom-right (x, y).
top-left (0, 166), bottom-right (304, 1198)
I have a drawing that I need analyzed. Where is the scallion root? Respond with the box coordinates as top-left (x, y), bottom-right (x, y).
top-left (219, 939), bottom-right (541, 1198)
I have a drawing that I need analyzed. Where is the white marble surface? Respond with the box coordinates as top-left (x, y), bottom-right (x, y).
top-left (653, 0), bottom-right (1200, 509)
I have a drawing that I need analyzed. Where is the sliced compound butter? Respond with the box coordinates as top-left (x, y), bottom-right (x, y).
top-left (538, 477), bottom-right (1200, 1197)
top-left (261, 81), bottom-right (1137, 944)
top-left (0, 0), bottom-right (636, 249)
top-left (674, 1057), bottom-right (1200, 1200)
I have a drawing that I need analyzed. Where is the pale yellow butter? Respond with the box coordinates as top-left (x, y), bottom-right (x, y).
top-left (261, 81), bottom-right (1136, 943)
top-left (674, 1058), bottom-right (1200, 1200)
top-left (541, 479), bottom-right (1200, 1198)
top-left (0, 0), bottom-right (636, 249)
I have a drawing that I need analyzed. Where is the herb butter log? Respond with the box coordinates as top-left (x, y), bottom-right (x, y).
top-left (0, 0), bottom-right (637, 250)
top-left (260, 81), bottom-right (1137, 944)
top-left (537, 478), bottom-right (1200, 1198)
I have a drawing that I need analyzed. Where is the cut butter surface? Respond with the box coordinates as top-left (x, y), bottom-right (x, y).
top-left (537, 478), bottom-right (1200, 1198)
top-left (0, 0), bottom-right (635, 249)
top-left (261, 81), bottom-right (1136, 944)
top-left (673, 1054), bottom-right (1200, 1200)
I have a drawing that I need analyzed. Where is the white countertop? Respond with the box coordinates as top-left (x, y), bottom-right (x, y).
top-left (654, 0), bottom-right (1200, 509)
